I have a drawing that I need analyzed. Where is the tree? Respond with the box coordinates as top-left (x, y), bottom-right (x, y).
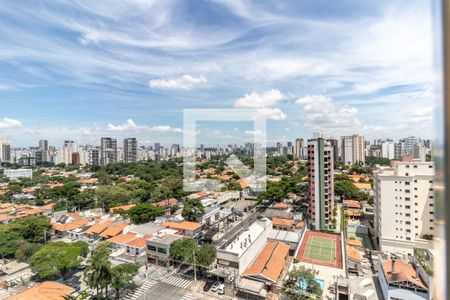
top-left (84, 241), bottom-right (113, 298)
top-left (170, 239), bottom-right (197, 262)
top-left (30, 241), bottom-right (88, 280)
top-left (15, 241), bottom-right (42, 262)
top-left (281, 266), bottom-right (322, 300)
top-left (0, 217), bottom-right (52, 258)
top-left (170, 239), bottom-right (216, 274)
top-left (228, 182), bottom-right (243, 191)
top-left (111, 263), bottom-right (138, 299)
top-left (365, 156), bottom-right (390, 166)
top-left (334, 180), bottom-right (360, 199)
top-left (182, 199), bottom-right (204, 221)
top-left (195, 244), bottom-right (216, 275)
top-left (126, 203), bottom-right (164, 224)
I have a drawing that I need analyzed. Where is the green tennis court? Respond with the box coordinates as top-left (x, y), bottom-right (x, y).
top-left (303, 235), bottom-right (337, 265)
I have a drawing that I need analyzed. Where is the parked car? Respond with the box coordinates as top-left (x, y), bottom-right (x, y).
top-left (217, 283), bottom-right (225, 294)
top-left (203, 280), bottom-right (214, 292)
top-left (211, 281), bottom-right (221, 292)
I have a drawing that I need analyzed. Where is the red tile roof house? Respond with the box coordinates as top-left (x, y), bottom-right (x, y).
top-left (108, 232), bottom-right (149, 265)
top-left (162, 221), bottom-right (203, 237)
top-left (241, 241), bottom-right (290, 295)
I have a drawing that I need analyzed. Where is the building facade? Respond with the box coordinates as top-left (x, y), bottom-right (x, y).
top-left (374, 161), bottom-right (435, 254)
top-left (100, 137), bottom-right (117, 165)
top-left (123, 138), bottom-right (137, 163)
top-left (307, 137), bottom-right (334, 230)
top-left (341, 134), bottom-right (365, 165)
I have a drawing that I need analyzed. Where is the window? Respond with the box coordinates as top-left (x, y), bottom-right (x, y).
top-left (148, 245), bottom-right (157, 251)
top-left (157, 247), bottom-right (167, 254)
top-left (405, 182), bottom-right (410, 185)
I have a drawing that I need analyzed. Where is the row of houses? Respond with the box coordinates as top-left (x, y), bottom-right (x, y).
top-left (51, 209), bottom-right (204, 266)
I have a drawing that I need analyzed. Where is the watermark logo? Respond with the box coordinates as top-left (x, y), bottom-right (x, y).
top-left (183, 109), bottom-right (266, 192)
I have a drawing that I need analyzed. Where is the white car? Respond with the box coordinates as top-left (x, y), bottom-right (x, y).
top-left (211, 282), bottom-right (221, 292)
top-left (217, 283), bottom-right (225, 294)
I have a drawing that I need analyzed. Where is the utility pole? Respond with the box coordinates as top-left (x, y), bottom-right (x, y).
top-left (43, 228), bottom-right (46, 243)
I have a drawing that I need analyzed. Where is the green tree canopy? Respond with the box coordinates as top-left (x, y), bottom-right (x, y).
top-left (126, 203), bottom-right (164, 224)
top-left (111, 263), bottom-right (139, 299)
top-left (182, 199), bottom-right (205, 221)
top-left (281, 266), bottom-right (322, 300)
top-left (30, 241), bottom-right (88, 280)
top-left (0, 217), bottom-right (52, 258)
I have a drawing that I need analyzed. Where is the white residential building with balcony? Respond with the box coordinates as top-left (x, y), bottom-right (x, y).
top-left (374, 161), bottom-right (435, 255)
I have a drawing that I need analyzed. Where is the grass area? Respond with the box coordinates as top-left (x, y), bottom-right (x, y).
top-left (303, 236), bottom-right (337, 265)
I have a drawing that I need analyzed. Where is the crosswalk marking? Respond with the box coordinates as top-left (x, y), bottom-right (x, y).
top-left (180, 293), bottom-right (197, 300)
top-left (160, 275), bottom-right (192, 289)
top-left (123, 280), bottom-right (158, 300)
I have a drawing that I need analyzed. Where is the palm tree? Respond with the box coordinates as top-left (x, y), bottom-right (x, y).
top-left (84, 242), bottom-right (113, 298)
top-left (111, 263), bottom-right (139, 299)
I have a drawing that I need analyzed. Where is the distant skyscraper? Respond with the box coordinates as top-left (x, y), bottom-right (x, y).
top-left (0, 139), bottom-right (11, 163)
top-left (295, 138), bottom-right (304, 159)
top-left (71, 152), bottom-right (80, 165)
top-left (381, 141), bottom-right (395, 160)
top-left (123, 138), bottom-right (137, 163)
top-left (341, 134), bottom-right (365, 164)
top-left (39, 140), bottom-right (49, 151)
top-left (154, 143), bottom-right (161, 153)
top-left (403, 136), bottom-right (421, 156)
top-left (329, 139), bottom-right (339, 163)
top-left (89, 148), bottom-right (99, 165)
top-left (35, 150), bottom-right (48, 164)
top-left (100, 137), bottom-right (117, 165)
top-left (307, 136), bottom-right (334, 230)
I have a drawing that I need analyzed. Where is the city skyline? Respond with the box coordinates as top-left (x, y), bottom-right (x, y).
top-left (0, 0), bottom-right (434, 146)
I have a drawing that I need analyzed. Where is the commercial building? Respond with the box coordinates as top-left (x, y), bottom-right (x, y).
top-left (100, 137), bottom-right (117, 165)
top-left (341, 134), bottom-right (365, 165)
top-left (123, 138), bottom-right (137, 163)
top-left (147, 232), bottom-right (182, 263)
top-left (374, 161), bottom-right (435, 254)
top-left (216, 218), bottom-right (273, 275)
top-left (307, 136), bottom-right (334, 230)
top-left (4, 168), bottom-right (33, 180)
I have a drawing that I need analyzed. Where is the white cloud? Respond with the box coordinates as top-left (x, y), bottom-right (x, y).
top-left (0, 117), bottom-right (22, 129)
top-left (148, 75), bottom-right (207, 90)
top-left (108, 119), bottom-right (182, 133)
top-left (295, 95), bottom-right (361, 131)
top-left (234, 89), bottom-right (287, 108)
top-left (254, 108), bottom-right (286, 120)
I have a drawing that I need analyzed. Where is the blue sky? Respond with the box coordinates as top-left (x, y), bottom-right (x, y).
top-left (0, 0), bottom-right (436, 147)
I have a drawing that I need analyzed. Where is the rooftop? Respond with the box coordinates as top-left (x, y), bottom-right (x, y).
top-left (108, 232), bottom-right (137, 245)
top-left (84, 221), bottom-right (113, 235)
top-left (343, 200), bottom-right (362, 209)
top-left (99, 223), bottom-right (127, 238)
top-left (382, 259), bottom-right (427, 290)
top-left (272, 217), bottom-right (294, 228)
top-left (126, 222), bottom-right (163, 236)
top-left (243, 241), bottom-right (289, 283)
top-left (223, 218), bottom-right (271, 256)
top-left (110, 204), bottom-right (136, 213)
top-left (148, 232), bottom-right (182, 245)
top-left (162, 221), bottom-right (202, 231)
top-left (8, 281), bottom-right (74, 300)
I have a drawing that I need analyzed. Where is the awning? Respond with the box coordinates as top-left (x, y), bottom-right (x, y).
top-left (237, 278), bottom-right (267, 297)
